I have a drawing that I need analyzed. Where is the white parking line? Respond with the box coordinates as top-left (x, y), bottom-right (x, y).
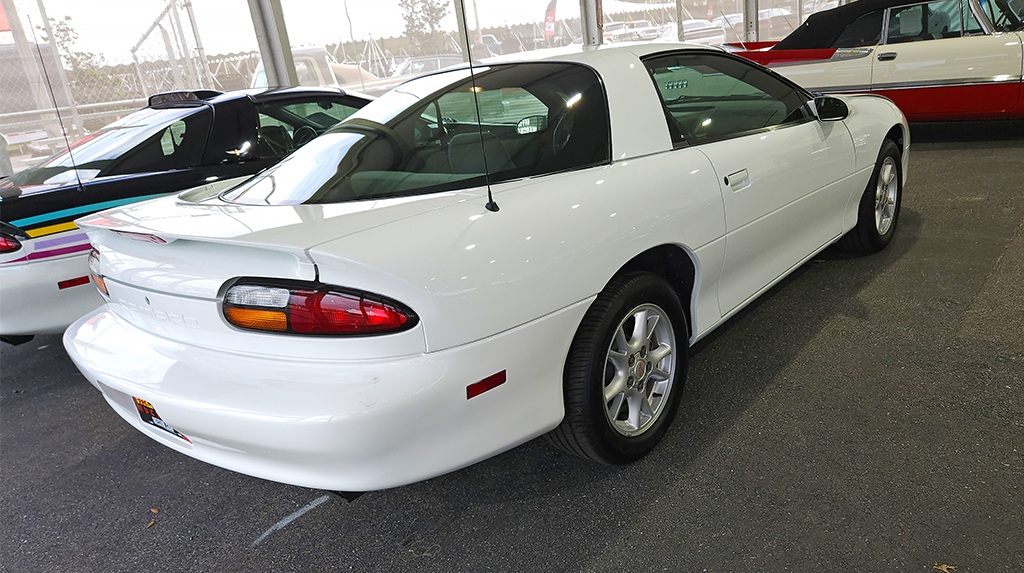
top-left (251, 494), bottom-right (331, 547)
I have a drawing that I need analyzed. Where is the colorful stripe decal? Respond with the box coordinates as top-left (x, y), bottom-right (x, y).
top-left (27, 243), bottom-right (92, 260)
top-left (27, 221), bottom-right (79, 238)
top-left (2, 242), bottom-right (92, 264)
top-left (33, 232), bottom-right (89, 249)
top-left (9, 193), bottom-right (168, 228)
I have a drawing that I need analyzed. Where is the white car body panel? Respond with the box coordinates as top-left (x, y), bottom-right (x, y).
top-left (64, 44), bottom-right (909, 490)
top-left (0, 176), bottom-right (250, 336)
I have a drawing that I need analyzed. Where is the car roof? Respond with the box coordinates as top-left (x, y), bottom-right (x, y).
top-left (215, 86), bottom-right (356, 103)
top-left (773, 0), bottom-right (913, 49)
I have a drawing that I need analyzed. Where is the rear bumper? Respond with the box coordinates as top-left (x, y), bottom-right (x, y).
top-left (63, 297), bottom-right (592, 491)
top-left (0, 254), bottom-right (104, 336)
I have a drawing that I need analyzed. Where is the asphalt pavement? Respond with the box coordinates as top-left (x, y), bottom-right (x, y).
top-left (2, 121), bottom-right (1022, 573)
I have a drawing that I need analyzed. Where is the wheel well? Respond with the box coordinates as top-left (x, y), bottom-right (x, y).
top-left (614, 245), bottom-right (696, 340)
top-left (885, 124), bottom-right (905, 155)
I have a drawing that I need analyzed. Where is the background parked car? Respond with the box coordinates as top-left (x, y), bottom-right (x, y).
top-left (0, 87), bottom-right (370, 343)
top-left (730, 0), bottom-right (1024, 120)
top-left (657, 20), bottom-right (728, 45)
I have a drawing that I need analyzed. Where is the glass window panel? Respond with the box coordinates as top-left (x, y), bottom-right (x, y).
top-left (830, 10), bottom-right (885, 47)
top-left (643, 53), bottom-right (810, 145)
top-left (224, 62), bottom-right (610, 206)
top-left (887, 0), bottom-right (963, 43)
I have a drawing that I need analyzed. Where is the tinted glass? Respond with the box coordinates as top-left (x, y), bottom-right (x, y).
top-left (257, 99), bottom-right (365, 158)
top-left (978, 0), bottom-right (1023, 30)
top-left (224, 63), bottom-right (610, 205)
top-left (6, 106), bottom-right (211, 188)
top-left (963, 1), bottom-right (985, 32)
top-left (830, 10), bottom-right (885, 47)
top-left (643, 53), bottom-right (810, 145)
top-left (887, 0), bottom-right (963, 43)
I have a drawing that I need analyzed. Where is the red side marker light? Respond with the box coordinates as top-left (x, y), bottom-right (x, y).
top-left (467, 370), bottom-right (507, 400)
top-left (58, 276), bottom-right (91, 290)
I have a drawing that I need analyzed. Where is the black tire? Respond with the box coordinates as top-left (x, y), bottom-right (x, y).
top-left (837, 138), bottom-right (903, 253)
top-left (547, 272), bottom-right (688, 464)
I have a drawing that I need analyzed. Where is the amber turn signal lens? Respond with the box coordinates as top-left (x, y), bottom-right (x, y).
top-left (224, 307), bottom-right (288, 331)
top-left (88, 249), bottom-right (109, 296)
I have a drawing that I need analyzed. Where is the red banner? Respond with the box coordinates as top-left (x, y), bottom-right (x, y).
top-left (544, 0), bottom-right (557, 41)
top-left (0, 4), bottom-right (11, 33)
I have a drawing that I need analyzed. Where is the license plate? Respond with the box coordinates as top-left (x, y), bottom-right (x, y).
top-left (133, 397), bottom-right (191, 443)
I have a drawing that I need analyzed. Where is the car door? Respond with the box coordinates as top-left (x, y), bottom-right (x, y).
top-left (871, 0), bottom-right (1023, 118)
top-left (774, 9), bottom-right (884, 93)
top-left (643, 52), bottom-right (856, 314)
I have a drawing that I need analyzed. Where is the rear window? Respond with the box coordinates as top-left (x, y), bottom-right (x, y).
top-left (224, 63), bottom-right (610, 205)
top-left (7, 106), bottom-right (211, 188)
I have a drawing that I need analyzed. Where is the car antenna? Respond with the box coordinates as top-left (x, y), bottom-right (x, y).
top-left (30, 16), bottom-right (83, 192)
top-left (457, 5), bottom-right (498, 212)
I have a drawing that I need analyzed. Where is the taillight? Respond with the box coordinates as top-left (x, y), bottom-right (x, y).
top-left (0, 234), bottom-right (21, 254)
top-left (223, 281), bottom-right (417, 335)
top-left (88, 249), bottom-right (108, 296)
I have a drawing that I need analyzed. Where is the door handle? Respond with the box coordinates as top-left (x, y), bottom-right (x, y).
top-left (877, 52), bottom-right (898, 61)
top-left (725, 169), bottom-right (751, 192)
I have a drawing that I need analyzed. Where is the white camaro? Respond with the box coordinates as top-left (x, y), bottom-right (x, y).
top-left (64, 43), bottom-right (909, 492)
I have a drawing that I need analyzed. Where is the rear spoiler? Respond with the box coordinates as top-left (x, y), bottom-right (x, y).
top-left (730, 46), bottom-right (874, 67)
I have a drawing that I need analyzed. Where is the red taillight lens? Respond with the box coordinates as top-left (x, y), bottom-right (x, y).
top-left (0, 234), bottom-right (22, 254)
top-left (223, 282), bottom-right (416, 336)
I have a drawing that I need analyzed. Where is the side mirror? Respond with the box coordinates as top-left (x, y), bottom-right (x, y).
top-left (814, 96), bottom-right (849, 121)
top-left (516, 115), bottom-right (548, 135)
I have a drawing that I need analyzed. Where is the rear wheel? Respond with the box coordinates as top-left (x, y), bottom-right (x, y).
top-left (548, 273), bottom-right (687, 464)
top-left (838, 139), bottom-right (902, 253)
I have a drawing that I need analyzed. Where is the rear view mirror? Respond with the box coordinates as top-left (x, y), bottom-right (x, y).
top-left (516, 115), bottom-right (548, 135)
top-left (814, 96), bottom-right (850, 121)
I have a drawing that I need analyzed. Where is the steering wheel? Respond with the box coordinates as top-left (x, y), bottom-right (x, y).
top-left (293, 125), bottom-right (318, 148)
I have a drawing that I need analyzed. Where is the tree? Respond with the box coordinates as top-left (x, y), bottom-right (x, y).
top-left (40, 16), bottom-right (127, 105)
top-left (398, 0), bottom-right (451, 55)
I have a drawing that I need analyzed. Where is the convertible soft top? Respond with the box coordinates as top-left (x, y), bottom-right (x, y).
top-left (772, 0), bottom-right (905, 49)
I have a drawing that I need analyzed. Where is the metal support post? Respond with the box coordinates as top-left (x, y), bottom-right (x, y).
top-left (168, 0), bottom-right (200, 88)
top-left (1, 0), bottom-right (53, 116)
top-left (246, 0), bottom-right (298, 86)
top-left (160, 25), bottom-right (186, 89)
top-left (35, 0), bottom-right (80, 138)
top-left (183, 0), bottom-right (216, 88)
top-left (744, 0), bottom-right (759, 42)
top-left (454, 0), bottom-right (471, 62)
top-left (676, 0), bottom-right (685, 41)
top-left (580, 0), bottom-right (603, 47)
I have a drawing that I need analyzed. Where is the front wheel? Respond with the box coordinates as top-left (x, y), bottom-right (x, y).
top-left (838, 138), bottom-right (903, 253)
top-left (547, 273), bottom-right (688, 464)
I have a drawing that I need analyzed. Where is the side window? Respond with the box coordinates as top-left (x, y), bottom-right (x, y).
top-left (643, 53), bottom-right (810, 146)
top-left (887, 0), bottom-right (963, 44)
top-left (225, 63), bottom-right (610, 205)
top-left (963, 1), bottom-right (985, 33)
top-left (830, 10), bottom-right (885, 47)
top-left (108, 108), bottom-right (212, 175)
top-left (256, 99), bottom-right (366, 157)
top-left (430, 63), bottom-right (609, 182)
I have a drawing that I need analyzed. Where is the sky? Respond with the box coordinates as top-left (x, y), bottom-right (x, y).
top-left (3, 0), bottom-right (676, 65)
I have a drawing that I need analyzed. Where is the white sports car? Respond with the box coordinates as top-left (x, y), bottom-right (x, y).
top-left (64, 43), bottom-right (909, 492)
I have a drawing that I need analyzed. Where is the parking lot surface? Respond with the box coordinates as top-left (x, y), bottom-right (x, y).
top-left (2, 121), bottom-right (1022, 572)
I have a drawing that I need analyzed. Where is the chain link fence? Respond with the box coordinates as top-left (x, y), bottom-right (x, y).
top-left (1, 0), bottom-right (260, 176)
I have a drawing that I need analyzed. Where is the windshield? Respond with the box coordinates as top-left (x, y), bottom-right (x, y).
top-left (6, 106), bottom-right (211, 190)
top-left (223, 63), bottom-right (610, 206)
top-left (979, 0), bottom-right (1024, 30)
